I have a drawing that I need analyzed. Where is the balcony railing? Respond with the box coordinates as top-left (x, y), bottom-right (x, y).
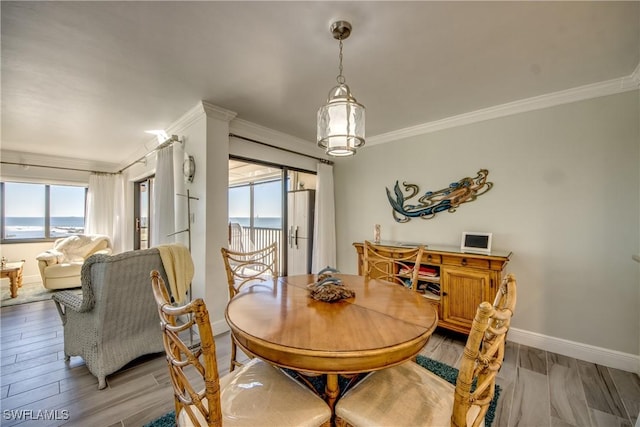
top-left (231, 225), bottom-right (282, 274)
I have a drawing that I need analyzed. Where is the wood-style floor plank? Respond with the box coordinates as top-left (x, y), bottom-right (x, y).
top-left (0, 382), bottom-right (61, 426)
top-left (3, 355), bottom-right (73, 390)
top-left (551, 415), bottom-right (580, 427)
top-left (120, 399), bottom-right (174, 427)
top-left (590, 408), bottom-right (633, 427)
top-left (508, 367), bottom-right (551, 427)
top-left (61, 379), bottom-right (172, 427)
top-left (518, 343), bottom-right (547, 375)
top-left (608, 366), bottom-right (640, 424)
top-left (578, 360), bottom-right (629, 419)
top-left (494, 340), bottom-right (519, 427)
top-left (548, 353), bottom-right (592, 427)
top-left (423, 332), bottom-right (465, 367)
top-left (1, 353), bottom-right (60, 378)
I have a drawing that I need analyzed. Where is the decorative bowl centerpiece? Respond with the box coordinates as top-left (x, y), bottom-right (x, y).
top-left (307, 266), bottom-right (355, 302)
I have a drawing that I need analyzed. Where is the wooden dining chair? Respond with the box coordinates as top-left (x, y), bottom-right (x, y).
top-left (220, 242), bottom-right (278, 371)
top-left (335, 274), bottom-right (518, 427)
top-left (362, 240), bottom-right (425, 290)
top-left (488, 273), bottom-right (517, 342)
top-left (149, 271), bottom-right (332, 427)
top-left (492, 273), bottom-right (517, 313)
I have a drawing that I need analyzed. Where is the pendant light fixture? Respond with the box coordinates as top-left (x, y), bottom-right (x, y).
top-left (317, 21), bottom-right (365, 157)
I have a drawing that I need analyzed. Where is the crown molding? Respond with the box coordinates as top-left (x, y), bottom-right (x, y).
top-left (166, 102), bottom-right (209, 134)
top-left (0, 150), bottom-right (118, 173)
top-left (368, 68), bottom-right (640, 146)
top-left (166, 101), bottom-right (237, 135)
top-left (116, 101), bottom-right (238, 171)
top-left (201, 101), bottom-right (237, 123)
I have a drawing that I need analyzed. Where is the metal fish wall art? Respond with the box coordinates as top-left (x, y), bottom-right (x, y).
top-left (386, 169), bottom-right (493, 222)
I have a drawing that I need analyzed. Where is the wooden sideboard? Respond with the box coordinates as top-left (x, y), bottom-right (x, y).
top-left (353, 241), bottom-right (511, 334)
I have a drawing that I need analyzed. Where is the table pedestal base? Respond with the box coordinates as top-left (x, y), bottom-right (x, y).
top-left (325, 374), bottom-right (339, 412)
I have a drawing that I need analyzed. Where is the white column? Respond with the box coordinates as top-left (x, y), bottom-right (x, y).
top-left (166, 101), bottom-right (236, 334)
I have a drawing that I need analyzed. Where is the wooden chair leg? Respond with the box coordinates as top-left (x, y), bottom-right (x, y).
top-left (230, 339), bottom-right (238, 372)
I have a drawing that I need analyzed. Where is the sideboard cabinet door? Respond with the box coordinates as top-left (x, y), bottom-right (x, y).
top-left (440, 266), bottom-right (494, 332)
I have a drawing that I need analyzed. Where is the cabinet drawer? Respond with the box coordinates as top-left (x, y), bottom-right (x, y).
top-left (422, 253), bottom-right (442, 264)
top-left (441, 255), bottom-right (490, 269)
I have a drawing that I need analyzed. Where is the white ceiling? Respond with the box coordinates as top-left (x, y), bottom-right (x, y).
top-left (229, 159), bottom-right (282, 186)
top-left (2, 1), bottom-right (639, 170)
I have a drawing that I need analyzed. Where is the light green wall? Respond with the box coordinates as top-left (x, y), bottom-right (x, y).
top-left (334, 90), bottom-right (640, 355)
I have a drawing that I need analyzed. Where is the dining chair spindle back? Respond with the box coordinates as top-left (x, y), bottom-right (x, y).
top-left (149, 270), bottom-right (332, 427)
top-left (221, 242), bottom-right (278, 296)
top-left (335, 274), bottom-right (518, 427)
top-left (220, 242), bottom-right (278, 371)
top-left (362, 241), bottom-right (425, 290)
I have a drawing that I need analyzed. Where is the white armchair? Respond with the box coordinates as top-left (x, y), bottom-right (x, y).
top-left (36, 234), bottom-right (112, 290)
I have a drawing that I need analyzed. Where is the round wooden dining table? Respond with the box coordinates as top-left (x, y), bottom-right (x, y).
top-left (225, 273), bottom-right (438, 411)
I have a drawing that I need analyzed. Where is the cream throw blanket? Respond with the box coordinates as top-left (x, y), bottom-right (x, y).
top-left (36, 234), bottom-right (111, 265)
top-left (156, 243), bottom-right (194, 304)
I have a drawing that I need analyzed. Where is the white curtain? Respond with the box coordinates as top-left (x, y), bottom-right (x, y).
top-left (111, 174), bottom-right (126, 253)
top-left (86, 173), bottom-right (126, 252)
top-left (173, 143), bottom-right (188, 249)
top-left (151, 145), bottom-right (176, 246)
top-left (312, 163), bottom-right (337, 271)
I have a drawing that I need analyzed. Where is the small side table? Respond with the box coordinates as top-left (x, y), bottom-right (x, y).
top-left (1, 260), bottom-right (26, 298)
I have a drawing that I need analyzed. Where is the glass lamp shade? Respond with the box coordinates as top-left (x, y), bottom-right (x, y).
top-left (317, 83), bottom-right (365, 156)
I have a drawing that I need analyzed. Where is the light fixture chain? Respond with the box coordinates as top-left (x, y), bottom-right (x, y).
top-left (337, 39), bottom-right (345, 84)
top-left (319, 20), bottom-right (364, 156)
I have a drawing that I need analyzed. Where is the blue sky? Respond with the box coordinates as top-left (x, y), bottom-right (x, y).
top-left (229, 180), bottom-right (281, 218)
top-left (5, 183), bottom-right (85, 217)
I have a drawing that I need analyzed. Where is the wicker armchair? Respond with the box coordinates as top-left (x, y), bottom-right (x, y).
top-left (52, 248), bottom-right (171, 389)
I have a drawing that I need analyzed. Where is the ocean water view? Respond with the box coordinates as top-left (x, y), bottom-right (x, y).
top-left (4, 216), bottom-right (85, 239)
top-left (4, 216), bottom-right (278, 239)
top-left (229, 217), bottom-right (281, 229)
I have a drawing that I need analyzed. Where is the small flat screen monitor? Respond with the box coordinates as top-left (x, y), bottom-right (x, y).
top-left (461, 232), bottom-right (492, 253)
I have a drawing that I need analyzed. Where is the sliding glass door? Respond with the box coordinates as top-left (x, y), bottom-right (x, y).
top-left (228, 158), bottom-right (317, 275)
top-left (229, 159), bottom-right (284, 273)
top-left (134, 176), bottom-right (153, 250)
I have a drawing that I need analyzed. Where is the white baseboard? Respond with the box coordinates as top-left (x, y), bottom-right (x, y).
top-left (508, 327), bottom-right (640, 374)
top-left (212, 318), bottom-right (231, 336)
top-left (23, 274), bottom-right (41, 285)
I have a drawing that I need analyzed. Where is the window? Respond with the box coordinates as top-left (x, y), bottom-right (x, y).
top-left (229, 185), bottom-right (251, 228)
top-left (1, 182), bottom-right (87, 242)
top-left (253, 180), bottom-right (282, 229)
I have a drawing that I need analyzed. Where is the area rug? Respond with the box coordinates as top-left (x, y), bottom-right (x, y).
top-left (0, 281), bottom-right (82, 307)
top-left (1, 281), bottom-right (54, 307)
top-left (144, 356), bottom-right (501, 427)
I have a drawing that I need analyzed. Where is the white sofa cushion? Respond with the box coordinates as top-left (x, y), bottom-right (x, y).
top-left (43, 262), bottom-right (83, 279)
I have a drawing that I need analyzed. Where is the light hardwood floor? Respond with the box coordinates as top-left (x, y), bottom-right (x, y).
top-left (1, 299), bottom-right (638, 427)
